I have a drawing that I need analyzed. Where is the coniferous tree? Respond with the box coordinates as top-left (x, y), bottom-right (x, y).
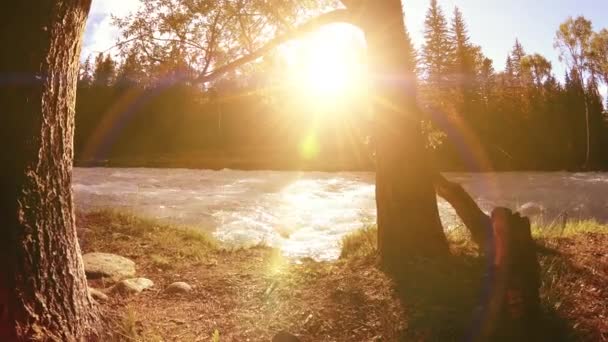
top-left (403, 20), bottom-right (418, 77)
top-left (450, 7), bottom-right (475, 79)
top-left (510, 39), bottom-right (526, 80)
top-left (93, 53), bottom-right (116, 86)
top-left (116, 51), bottom-right (144, 86)
top-left (449, 7), bottom-right (478, 126)
top-left (505, 55), bottom-right (515, 81)
top-left (79, 56), bottom-right (94, 87)
top-left (421, 0), bottom-right (453, 88)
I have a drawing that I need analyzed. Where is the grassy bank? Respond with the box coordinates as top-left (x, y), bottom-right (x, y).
top-left (79, 211), bottom-right (607, 341)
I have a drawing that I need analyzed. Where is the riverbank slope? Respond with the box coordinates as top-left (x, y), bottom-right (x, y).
top-left (79, 211), bottom-right (607, 341)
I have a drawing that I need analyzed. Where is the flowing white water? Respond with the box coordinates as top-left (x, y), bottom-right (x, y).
top-left (73, 168), bottom-right (608, 260)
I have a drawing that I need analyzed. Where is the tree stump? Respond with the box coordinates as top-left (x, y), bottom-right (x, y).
top-left (486, 207), bottom-right (541, 340)
top-left (434, 174), bottom-right (541, 339)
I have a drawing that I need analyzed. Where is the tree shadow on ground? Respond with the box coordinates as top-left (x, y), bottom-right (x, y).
top-left (389, 252), bottom-right (578, 342)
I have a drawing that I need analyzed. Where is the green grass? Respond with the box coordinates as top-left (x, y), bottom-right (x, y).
top-left (83, 209), bottom-right (214, 243)
top-left (532, 219), bottom-right (607, 238)
top-left (80, 209), bottom-right (216, 267)
top-left (340, 219), bottom-right (608, 259)
top-left (340, 224), bottom-right (377, 259)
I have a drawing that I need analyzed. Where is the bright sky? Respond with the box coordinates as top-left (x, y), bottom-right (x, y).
top-left (83, 0), bottom-right (607, 96)
top-left (403, 0), bottom-right (608, 96)
top-left (82, 0), bottom-right (140, 59)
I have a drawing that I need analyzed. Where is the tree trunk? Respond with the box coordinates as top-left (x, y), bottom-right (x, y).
top-left (356, 0), bottom-right (449, 269)
top-left (0, 1), bottom-right (98, 340)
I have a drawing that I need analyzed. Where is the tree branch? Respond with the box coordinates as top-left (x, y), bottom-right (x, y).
top-left (434, 173), bottom-right (491, 251)
top-left (195, 9), bottom-right (357, 84)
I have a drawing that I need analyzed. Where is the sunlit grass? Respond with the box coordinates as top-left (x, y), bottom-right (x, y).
top-left (79, 210), bottom-right (216, 267)
top-left (340, 219), bottom-right (607, 259)
top-left (340, 224), bottom-right (377, 259)
top-left (532, 219), bottom-right (607, 238)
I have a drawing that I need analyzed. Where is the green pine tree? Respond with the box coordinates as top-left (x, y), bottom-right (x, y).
top-left (421, 0), bottom-right (453, 88)
top-left (79, 56), bottom-right (94, 87)
top-left (93, 53), bottom-right (116, 86)
top-left (510, 39), bottom-right (526, 80)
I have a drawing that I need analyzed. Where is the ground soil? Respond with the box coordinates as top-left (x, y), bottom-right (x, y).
top-left (78, 212), bottom-right (608, 341)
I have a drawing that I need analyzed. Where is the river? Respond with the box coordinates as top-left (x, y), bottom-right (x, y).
top-left (73, 168), bottom-right (608, 260)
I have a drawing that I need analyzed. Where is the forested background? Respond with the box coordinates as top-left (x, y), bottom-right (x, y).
top-left (75, 0), bottom-right (608, 171)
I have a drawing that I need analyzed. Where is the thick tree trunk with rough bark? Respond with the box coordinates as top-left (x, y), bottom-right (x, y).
top-left (352, 0), bottom-right (449, 268)
top-left (0, 1), bottom-right (98, 340)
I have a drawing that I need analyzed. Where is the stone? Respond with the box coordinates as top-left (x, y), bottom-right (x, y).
top-left (517, 202), bottom-right (544, 217)
top-left (111, 278), bottom-right (154, 295)
top-left (82, 252), bottom-right (136, 280)
top-left (89, 287), bottom-right (109, 302)
top-left (165, 282), bottom-right (192, 295)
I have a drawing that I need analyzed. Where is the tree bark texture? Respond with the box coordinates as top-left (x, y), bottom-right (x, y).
top-left (352, 0), bottom-right (449, 268)
top-left (0, 1), bottom-right (98, 340)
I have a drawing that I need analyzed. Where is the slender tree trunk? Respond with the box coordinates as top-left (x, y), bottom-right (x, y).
top-left (0, 1), bottom-right (98, 340)
top-left (583, 92), bottom-right (591, 169)
top-left (354, 0), bottom-right (449, 269)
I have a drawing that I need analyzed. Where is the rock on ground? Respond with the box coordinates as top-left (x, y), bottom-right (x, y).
top-left (88, 287), bottom-right (109, 302)
top-left (111, 277), bottom-right (154, 295)
top-left (518, 202), bottom-right (544, 217)
top-left (83, 252), bottom-right (136, 280)
top-left (165, 282), bottom-right (193, 294)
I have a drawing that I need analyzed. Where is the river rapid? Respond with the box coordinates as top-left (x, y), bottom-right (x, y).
top-left (74, 168), bottom-right (608, 260)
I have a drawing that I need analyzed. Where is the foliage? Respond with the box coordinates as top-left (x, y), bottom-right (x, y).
top-left (590, 28), bottom-right (608, 84)
top-left (416, 7), bottom-right (608, 171)
top-left (109, 0), bottom-right (337, 85)
top-left (76, 4), bottom-right (608, 171)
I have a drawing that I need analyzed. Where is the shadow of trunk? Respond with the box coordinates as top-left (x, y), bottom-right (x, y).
top-left (387, 252), bottom-right (578, 341)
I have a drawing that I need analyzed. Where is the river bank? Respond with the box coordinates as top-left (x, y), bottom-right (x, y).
top-left (80, 211), bottom-right (607, 341)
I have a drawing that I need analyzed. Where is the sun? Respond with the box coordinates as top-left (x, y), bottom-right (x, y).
top-left (303, 51), bottom-right (352, 96)
top-left (281, 24), bottom-right (366, 101)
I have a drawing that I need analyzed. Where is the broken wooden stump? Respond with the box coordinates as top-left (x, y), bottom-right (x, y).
top-left (434, 174), bottom-right (541, 340)
top-left (481, 208), bottom-right (541, 341)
